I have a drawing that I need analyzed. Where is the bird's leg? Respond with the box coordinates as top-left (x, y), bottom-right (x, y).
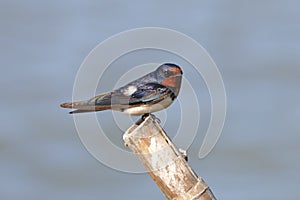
top-left (143, 113), bottom-right (161, 124)
top-left (142, 113), bottom-right (150, 120)
top-left (135, 113), bottom-right (150, 125)
top-left (136, 113), bottom-right (161, 125)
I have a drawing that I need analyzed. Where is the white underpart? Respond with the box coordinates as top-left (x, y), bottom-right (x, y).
top-left (123, 96), bottom-right (173, 116)
top-left (122, 85), bottom-right (137, 96)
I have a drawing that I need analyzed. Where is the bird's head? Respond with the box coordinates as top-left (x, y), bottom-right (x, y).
top-left (156, 63), bottom-right (183, 95)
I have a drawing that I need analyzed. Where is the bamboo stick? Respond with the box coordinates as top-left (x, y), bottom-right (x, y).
top-left (123, 114), bottom-right (216, 200)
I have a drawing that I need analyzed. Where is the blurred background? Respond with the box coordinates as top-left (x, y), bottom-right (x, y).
top-left (1, 0), bottom-right (299, 199)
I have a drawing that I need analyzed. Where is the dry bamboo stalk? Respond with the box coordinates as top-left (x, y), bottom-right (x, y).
top-left (123, 114), bottom-right (216, 200)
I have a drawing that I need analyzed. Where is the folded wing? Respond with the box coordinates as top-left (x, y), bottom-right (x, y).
top-left (60, 83), bottom-right (174, 114)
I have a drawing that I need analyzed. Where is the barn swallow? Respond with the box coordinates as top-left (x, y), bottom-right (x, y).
top-left (60, 63), bottom-right (183, 115)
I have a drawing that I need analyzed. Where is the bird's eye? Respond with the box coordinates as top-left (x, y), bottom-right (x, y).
top-left (163, 69), bottom-right (169, 76)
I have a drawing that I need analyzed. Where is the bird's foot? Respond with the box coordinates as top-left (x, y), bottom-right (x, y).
top-left (141, 113), bottom-right (151, 120)
top-left (141, 113), bottom-right (161, 124)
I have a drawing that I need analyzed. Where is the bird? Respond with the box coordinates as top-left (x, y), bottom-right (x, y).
top-left (60, 63), bottom-right (183, 115)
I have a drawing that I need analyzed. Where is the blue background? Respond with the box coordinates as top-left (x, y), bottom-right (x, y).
top-left (1, 0), bottom-right (299, 199)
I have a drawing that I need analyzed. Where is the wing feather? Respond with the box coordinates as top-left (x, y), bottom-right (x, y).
top-left (61, 83), bottom-right (175, 114)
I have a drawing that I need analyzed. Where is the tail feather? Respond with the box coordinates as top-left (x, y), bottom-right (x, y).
top-left (69, 109), bottom-right (96, 114)
top-left (60, 102), bottom-right (81, 108)
top-left (60, 92), bottom-right (113, 114)
top-left (60, 100), bottom-right (112, 114)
